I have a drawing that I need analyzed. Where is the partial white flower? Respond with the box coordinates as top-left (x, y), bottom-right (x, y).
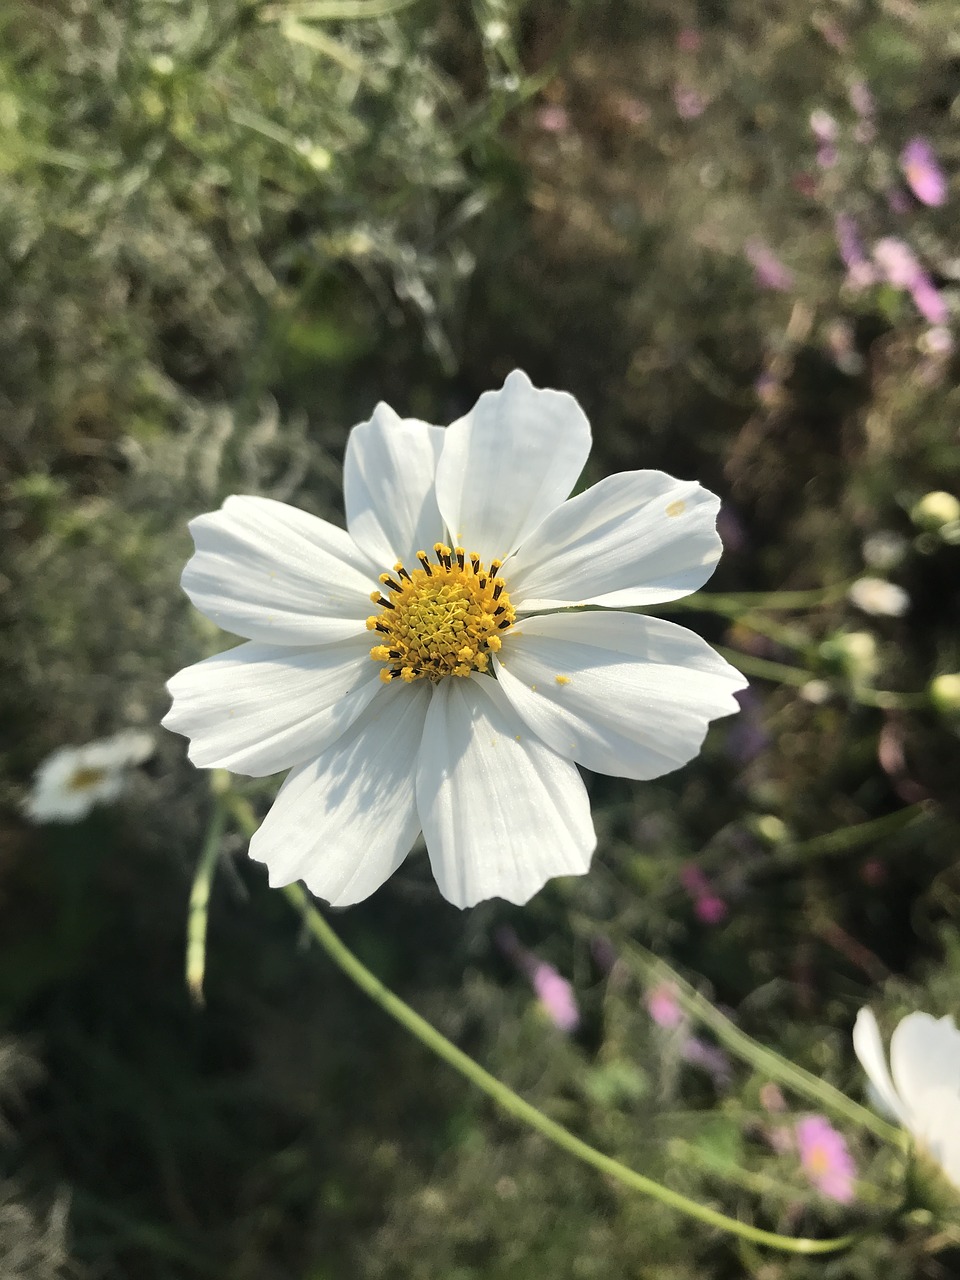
top-left (24, 731), bottom-right (155, 824)
top-left (848, 576), bottom-right (910, 618)
top-left (164, 370), bottom-right (747, 909)
top-left (853, 1007), bottom-right (960, 1188)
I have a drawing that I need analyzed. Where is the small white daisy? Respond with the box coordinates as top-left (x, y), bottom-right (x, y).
top-left (853, 1007), bottom-right (960, 1188)
top-left (163, 371), bottom-right (746, 908)
top-left (24, 731), bottom-right (155, 824)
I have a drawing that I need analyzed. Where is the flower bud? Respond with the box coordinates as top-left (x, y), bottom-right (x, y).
top-left (912, 490), bottom-right (960, 531)
top-left (929, 674), bottom-right (960, 715)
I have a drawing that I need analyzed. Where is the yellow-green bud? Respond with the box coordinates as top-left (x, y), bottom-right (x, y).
top-left (820, 631), bottom-right (878, 681)
top-left (929, 674), bottom-right (960, 715)
top-left (912, 490), bottom-right (960, 531)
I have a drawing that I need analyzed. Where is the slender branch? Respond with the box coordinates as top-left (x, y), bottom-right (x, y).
top-left (185, 783), bottom-right (229, 1004)
top-left (276, 879), bottom-right (857, 1255)
top-left (591, 932), bottom-right (905, 1149)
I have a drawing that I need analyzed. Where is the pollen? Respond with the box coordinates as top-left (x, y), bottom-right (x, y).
top-left (665, 499), bottom-right (686, 518)
top-left (367, 544), bottom-right (516, 683)
top-left (554, 674), bottom-right (570, 686)
top-left (66, 767), bottom-right (109, 793)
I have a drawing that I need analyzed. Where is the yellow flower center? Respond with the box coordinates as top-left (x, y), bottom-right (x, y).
top-left (67, 767), bottom-right (108, 792)
top-left (367, 543), bottom-right (516, 684)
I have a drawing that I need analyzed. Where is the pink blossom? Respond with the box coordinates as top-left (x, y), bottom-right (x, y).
top-left (535, 104), bottom-right (570, 134)
top-left (530, 961), bottom-right (580, 1032)
top-left (646, 983), bottom-right (685, 1029)
top-left (673, 85), bottom-right (706, 120)
top-left (496, 927), bottom-right (580, 1033)
top-left (681, 1036), bottom-right (732, 1087)
top-left (816, 143), bottom-right (839, 170)
top-left (809, 109), bottom-right (838, 144)
top-left (676, 27), bottom-right (701, 52)
top-left (873, 237), bottom-right (948, 324)
top-left (745, 239), bottom-right (793, 291)
top-left (873, 236), bottom-right (921, 288)
top-left (910, 274), bottom-right (948, 326)
top-left (795, 1115), bottom-right (857, 1203)
top-left (901, 137), bottom-right (948, 207)
top-left (694, 894), bottom-right (728, 925)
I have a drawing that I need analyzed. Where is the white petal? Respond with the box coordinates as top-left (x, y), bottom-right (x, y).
top-left (890, 1012), bottom-right (960, 1121)
top-left (913, 1087), bottom-right (960, 1189)
top-left (163, 636), bottom-right (382, 777)
top-left (494, 612), bottom-right (746, 780)
top-left (248, 682), bottom-right (430, 907)
top-left (852, 1008), bottom-right (908, 1125)
top-left (343, 403), bottom-right (446, 567)
top-left (506, 471), bottom-right (722, 611)
top-left (434, 370), bottom-right (592, 565)
top-left (183, 495), bottom-right (377, 644)
top-left (416, 677), bottom-right (595, 908)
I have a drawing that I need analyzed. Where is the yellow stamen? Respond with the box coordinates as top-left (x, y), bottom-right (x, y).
top-left (67, 767), bottom-right (108, 792)
top-left (368, 544), bottom-right (516, 683)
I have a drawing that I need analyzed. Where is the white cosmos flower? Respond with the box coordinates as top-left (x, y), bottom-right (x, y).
top-left (24, 731), bottom-right (155, 823)
top-left (853, 1007), bottom-right (960, 1188)
top-left (163, 370), bottom-right (746, 909)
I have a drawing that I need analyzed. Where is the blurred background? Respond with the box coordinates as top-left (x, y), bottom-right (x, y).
top-left (2, 0), bottom-right (960, 1275)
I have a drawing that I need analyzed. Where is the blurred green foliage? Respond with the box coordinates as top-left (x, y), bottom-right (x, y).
top-left (1, 0), bottom-right (960, 1276)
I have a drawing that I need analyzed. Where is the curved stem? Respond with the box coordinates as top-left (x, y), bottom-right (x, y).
top-left (278, 879), bottom-right (856, 1255)
top-left (587, 930), bottom-right (904, 1150)
top-left (185, 784), bottom-right (229, 1005)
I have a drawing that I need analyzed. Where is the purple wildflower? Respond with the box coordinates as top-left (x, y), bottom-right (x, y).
top-left (646, 983), bottom-right (685, 1029)
top-left (795, 1115), bottom-right (857, 1204)
top-left (535, 104), bottom-right (570, 134)
top-left (816, 143), bottom-right (839, 170)
top-left (673, 85), bottom-right (706, 120)
top-left (809, 109), bottom-right (838, 144)
top-left (530, 961), bottom-right (580, 1032)
top-left (676, 27), bottom-right (701, 53)
top-left (873, 237), bottom-right (948, 324)
top-left (496, 927), bottom-right (580, 1033)
top-left (745, 239), bottom-right (793, 292)
top-left (680, 864), bottom-right (728, 925)
top-left (901, 137), bottom-right (948, 207)
top-left (910, 274), bottom-right (948, 326)
top-left (681, 1036), bottom-right (732, 1088)
top-left (873, 236), bottom-right (921, 287)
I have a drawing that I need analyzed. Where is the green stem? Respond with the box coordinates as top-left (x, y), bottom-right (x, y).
top-left (599, 934), bottom-right (904, 1149)
top-left (664, 583), bottom-right (853, 614)
top-left (277, 880), bottom-right (856, 1255)
top-left (767, 805), bottom-right (929, 868)
top-left (185, 785), bottom-right (229, 1004)
top-left (716, 647), bottom-right (812, 687)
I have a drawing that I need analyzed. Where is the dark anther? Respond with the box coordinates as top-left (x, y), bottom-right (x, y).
top-left (398, 565), bottom-right (412, 581)
top-left (376, 596), bottom-right (395, 609)
top-left (455, 548), bottom-right (465, 570)
top-left (417, 552), bottom-right (433, 576)
top-left (492, 582), bottom-right (504, 600)
top-left (381, 576), bottom-right (402, 593)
